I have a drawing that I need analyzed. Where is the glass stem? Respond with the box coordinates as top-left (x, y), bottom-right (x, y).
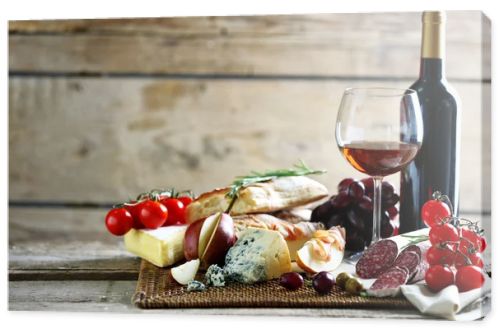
top-left (372, 176), bottom-right (383, 243)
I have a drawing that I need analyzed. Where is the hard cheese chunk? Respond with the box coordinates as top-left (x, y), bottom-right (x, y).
top-left (124, 226), bottom-right (187, 267)
top-left (224, 228), bottom-right (291, 284)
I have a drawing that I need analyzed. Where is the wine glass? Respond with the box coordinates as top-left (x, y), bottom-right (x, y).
top-left (335, 87), bottom-right (423, 245)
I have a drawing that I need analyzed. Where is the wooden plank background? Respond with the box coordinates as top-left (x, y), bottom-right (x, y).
top-left (9, 11), bottom-right (490, 214)
top-left (8, 12), bottom-right (491, 315)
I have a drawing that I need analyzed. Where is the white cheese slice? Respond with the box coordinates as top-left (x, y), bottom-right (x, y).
top-left (124, 226), bottom-right (187, 267)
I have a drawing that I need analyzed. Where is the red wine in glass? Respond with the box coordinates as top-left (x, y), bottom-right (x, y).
top-left (335, 87), bottom-right (423, 245)
top-left (341, 141), bottom-right (420, 177)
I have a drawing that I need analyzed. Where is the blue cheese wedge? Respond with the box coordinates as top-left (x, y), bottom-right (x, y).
top-left (223, 228), bottom-right (291, 284)
top-left (205, 264), bottom-right (225, 287)
top-left (124, 226), bottom-right (187, 267)
top-left (187, 280), bottom-right (206, 292)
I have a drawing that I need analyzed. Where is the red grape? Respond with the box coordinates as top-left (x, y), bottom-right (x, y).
top-left (381, 181), bottom-right (394, 200)
top-left (381, 220), bottom-right (395, 238)
top-left (338, 178), bottom-right (355, 192)
top-left (387, 206), bottom-right (399, 220)
top-left (425, 265), bottom-right (455, 292)
top-left (348, 181), bottom-right (365, 200)
top-left (332, 190), bottom-right (352, 209)
top-left (279, 272), bottom-right (304, 290)
top-left (455, 266), bottom-right (484, 292)
top-left (312, 271), bottom-right (335, 295)
top-left (383, 193), bottom-right (400, 208)
top-left (312, 177), bottom-right (400, 250)
top-left (346, 210), bottom-right (364, 230)
top-left (360, 178), bottom-right (374, 194)
top-left (358, 195), bottom-right (373, 211)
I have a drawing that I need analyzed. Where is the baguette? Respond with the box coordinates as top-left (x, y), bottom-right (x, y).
top-left (185, 176), bottom-right (328, 224)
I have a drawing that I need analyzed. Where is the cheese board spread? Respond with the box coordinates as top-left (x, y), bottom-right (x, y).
top-left (102, 162), bottom-right (488, 318)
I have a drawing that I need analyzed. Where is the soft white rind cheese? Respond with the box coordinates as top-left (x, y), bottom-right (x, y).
top-left (224, 228), bottom-right (291, 284)
top-left (124, 226), bottom-right (187, 267)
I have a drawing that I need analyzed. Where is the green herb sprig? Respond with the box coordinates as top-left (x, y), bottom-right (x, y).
top-left (225, 160), bottom-right (326, 213)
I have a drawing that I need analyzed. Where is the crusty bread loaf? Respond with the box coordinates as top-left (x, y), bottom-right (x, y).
top-left (185, 176), bottom-right (328, 224)
top-left (233, 214), bottom-right (324, 260)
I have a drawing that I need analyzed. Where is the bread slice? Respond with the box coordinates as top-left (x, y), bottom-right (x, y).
top-left (233, 214), bottom-right (324, 261)
top-left (185, 176), bottom-right (328, 224)
top-left (223, 228), bottom-right (292, 283)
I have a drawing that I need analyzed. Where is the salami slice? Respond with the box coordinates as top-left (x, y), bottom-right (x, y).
top-left (355, 239), bottom-right (398, 279)
top-left (370, 266), bottom-right (409, 290)
top-left (402, 241), bottom-right (431, 283)
top-left (393, 250), bottom-right (420, 277)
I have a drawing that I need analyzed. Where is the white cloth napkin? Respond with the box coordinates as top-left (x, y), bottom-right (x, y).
top-left (327, 228), bottom-right (491, 321)
top-left (400, 276), bottom-right (491, 320)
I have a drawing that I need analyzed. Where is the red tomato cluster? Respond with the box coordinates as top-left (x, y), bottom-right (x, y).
top-left (421, 194), bottom-right (487, 293)
top-left (104, 190), bottom-right (193, 236)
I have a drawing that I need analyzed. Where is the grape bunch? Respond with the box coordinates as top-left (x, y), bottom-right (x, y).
top-left (311, 177), bottom-right (400, 252)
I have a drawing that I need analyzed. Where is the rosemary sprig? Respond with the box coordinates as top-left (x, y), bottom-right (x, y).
top-left (225, 160), bottom-right (326, 213)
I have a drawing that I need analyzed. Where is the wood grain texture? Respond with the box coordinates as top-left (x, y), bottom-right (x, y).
top-left (9, 77), bottom-right (489, 212)
top-left (9, 280), bottom-right (437, 317)
top-left (9, 12), bottom-right (488, 80)
top-left (9, 208), bottom-right (139, 280)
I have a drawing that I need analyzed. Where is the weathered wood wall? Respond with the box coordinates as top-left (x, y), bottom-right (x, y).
top-left (8, 11), bottom-right (490, 213)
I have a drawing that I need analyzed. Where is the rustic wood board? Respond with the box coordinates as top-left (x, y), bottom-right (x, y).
top-left (9, 12), bottom-right (488, 80)
top-left (9, 77), bottom-right (490, 213)
top-left (9, 207), bottom-right (139, 280)
top-left (8, 280), bottom-right (434, 318)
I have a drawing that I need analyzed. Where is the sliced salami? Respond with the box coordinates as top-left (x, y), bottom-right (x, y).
top-left (393, 250), bottom-right (420, 277)
top-left (355, 239), bottom-right (398, 279)
top-left (402, 241), bottom-right (431, 283)
top-left (370, 266), bottom-right (409, 290)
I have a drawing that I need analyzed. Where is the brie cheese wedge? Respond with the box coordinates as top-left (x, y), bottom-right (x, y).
top-left (124, 226), bottom-right (187, 267)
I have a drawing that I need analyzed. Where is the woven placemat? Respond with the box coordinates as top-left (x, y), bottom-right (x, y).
top-left (132, 260), bottom-right (415, 309)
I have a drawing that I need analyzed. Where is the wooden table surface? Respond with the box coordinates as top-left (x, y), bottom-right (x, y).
top-left (8, 206), bottom-right (491, 319)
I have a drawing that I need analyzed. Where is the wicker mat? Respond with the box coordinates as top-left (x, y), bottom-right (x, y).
top-left (133, 260), bottom-right (415, 309)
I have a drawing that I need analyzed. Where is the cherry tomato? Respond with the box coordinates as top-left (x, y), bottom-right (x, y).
top-left (429, 223), bottom-right (459, 246)
top-left (178, 196), bottom-right (193, 207)
top-left (425, 265), bottom-right (455, 292)
top-left (426, 246), bottom-right (455, 266)
top-left (460, 228), bottom-right (484, 252)
top-left (454, 250), bottom-right (484, 268)
top-left (467, 252), bottom-right (484, 268)
top-left (160, 197), bottom-right (185, 225)
top-left (455, 265), bottom-right (485, 292)
top-left (139, 200), bottom-right (168, 229)
top-left (105, 208), bottom-right (133, 236)
top-left (421, 199), bottom-right (451, 227)
top-left (458, 238), bottom-right (477, 256)
top-left (124, 201), bottom-right (145, 229)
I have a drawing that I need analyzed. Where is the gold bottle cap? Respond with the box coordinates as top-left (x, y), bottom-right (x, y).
top-left (421, 11), bottom-right (446, 59)
top-left (422, 11), bottom-right (446, 24)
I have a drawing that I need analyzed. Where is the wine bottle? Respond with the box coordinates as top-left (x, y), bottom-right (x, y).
top-left (399, 11), bottom-right (461, 233)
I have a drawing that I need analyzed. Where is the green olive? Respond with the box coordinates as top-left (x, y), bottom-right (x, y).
top-left (335, 272), bottom-right (351, 289)
top-left (345, 278), bottom-right (363, 295)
